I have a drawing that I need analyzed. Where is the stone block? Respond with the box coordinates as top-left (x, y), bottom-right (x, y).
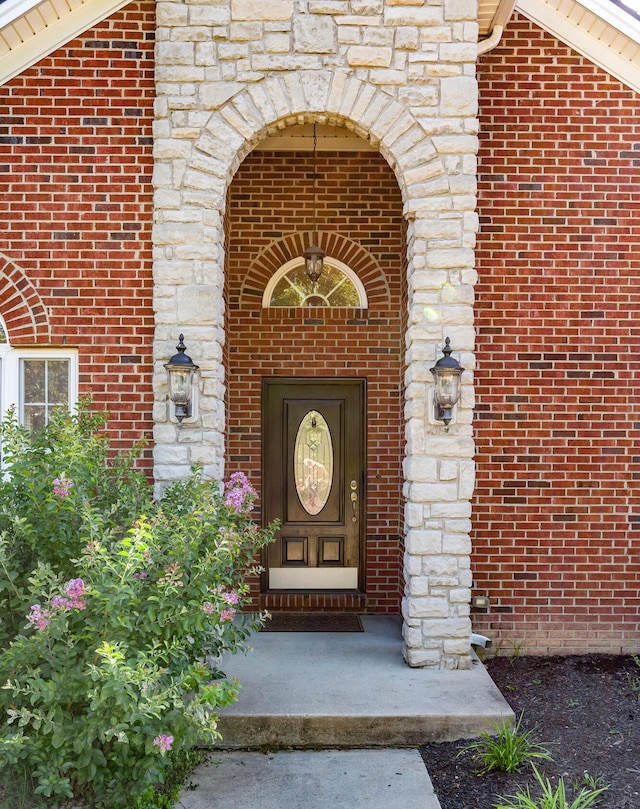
top-left (442, 534), bottom-right (471, 554)
top-left (157, 2), bottom-right (188, 26)
top-left (403, 456), bottom-right (438, 483)
top-left (408, 596), bottom-right (449, 618)
top-left (420, 618), bottom-right (469, 639)
top-left (405, 502), bottom-right (424, 529)
top-left (347, 46), bottom-right (393, 67)
top-left (190, 5), bottom-right (231, 25)
top-left (293, 15), bottom-right (337, 53)
top-left (411, 480), bottom-right (459, 503)
top-left (405, 529), bottom-right (442, 554)
top-left (440, 76), bottom-right (478, 117)
top-left (444, 637), bottom-right (472, 656)
top-left (422, 556), bottom-right (458, 577)
top-left (231, 0), bottom-right (294, 21)
top-left (404, 647), bottom-right (442, 667)
top-left (449, 587), bottom-right (471, 604)
top-left (384, 6), bottom-right (443, 26)
top-left (157, 41), bottom-right (195, 66)
top-left (444, 0), bottom-right (477, 21)
top-left (177, 286), bottom-right (223, 325)
top-left (408, 576), bottom-right (430, 596)
top-left (395, 26), bottom-right (419, 49)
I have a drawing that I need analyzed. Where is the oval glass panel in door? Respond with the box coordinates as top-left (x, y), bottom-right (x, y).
top-left (294, 410), bottom-right (333, 515)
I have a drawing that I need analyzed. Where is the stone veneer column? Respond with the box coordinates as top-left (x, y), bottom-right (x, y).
top-left (153, 0), bottom-right (479, 668)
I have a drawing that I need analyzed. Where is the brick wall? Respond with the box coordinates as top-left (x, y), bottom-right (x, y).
top-left (0, 1), bottom-right (155, 461)
top-left (473, 16), bottom-right (640, 654)
top-left (226, 149), bottom-right (405, 612)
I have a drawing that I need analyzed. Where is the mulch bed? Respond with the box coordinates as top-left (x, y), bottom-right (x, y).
top-left (420, 654), bottom-right (640, 809)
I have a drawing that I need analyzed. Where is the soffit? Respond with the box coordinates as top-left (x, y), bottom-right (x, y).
top-left (0, 0), bottom-right (131, 85)
top-left (480, 0), bottom-right (640, 92)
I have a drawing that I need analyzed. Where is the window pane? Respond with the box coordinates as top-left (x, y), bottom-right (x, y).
top-left (23, 360), bottom-right (46, 404)
top-left (23, 404), bottom-right (46, 434)
top-left (48, 361), bottom-right (69, 404)
top-left (0, 324), bottom-right (6, 344)
top-left (21, 359), bottom-right (71, 432)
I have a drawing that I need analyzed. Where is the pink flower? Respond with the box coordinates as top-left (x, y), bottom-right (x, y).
top-left (26, 578), bottom-right (87, 630)
top-left (202, 601), bottom-right (215, 614)
top-left (220, 607), bottom-right (236, 622)
top-left (64, 578), bottom-right (87, 611)
top-left (153, 734), bottom-right (174, 754)
top-left (221, 590), bottom-right (239, 606)
top-left (26, 604), bottom-right (52, 630)
top-left (223, 472), bottom-right (256, 513)
top-left (52, 476), bottom-right (74, 498)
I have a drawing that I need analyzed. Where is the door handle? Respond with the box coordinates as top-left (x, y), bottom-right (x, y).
top-left (350, 480), bottom-right (357, 522)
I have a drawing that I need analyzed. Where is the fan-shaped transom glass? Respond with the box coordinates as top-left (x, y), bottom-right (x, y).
top-left (294, 410), bottom-right (333, 515)
top-left (263, 257), bottom-right (368, 308)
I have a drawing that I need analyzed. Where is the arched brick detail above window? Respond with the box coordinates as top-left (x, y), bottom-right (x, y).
top-left (0, 255), bottom-right (51, 344)
top-left (239, 232), bottom-right (391, 309)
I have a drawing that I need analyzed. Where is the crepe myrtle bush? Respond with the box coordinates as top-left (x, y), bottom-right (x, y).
top-left (0, 401), bottom-right (152, 647)
top-left (0, 403), bottom-right (275, 807)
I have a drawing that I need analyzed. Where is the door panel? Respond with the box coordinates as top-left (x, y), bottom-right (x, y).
top-left (262, 378), bottom-right (365, 591)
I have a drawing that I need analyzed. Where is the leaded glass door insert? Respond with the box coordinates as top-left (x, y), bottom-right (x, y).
top-left (294, 410), bottom-right (333, 516)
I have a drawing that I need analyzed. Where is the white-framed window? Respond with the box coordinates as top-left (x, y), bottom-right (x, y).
top-left (0, 318), bottom-right (78, 433)
top-left (262, 257), bottom-right (368, 308)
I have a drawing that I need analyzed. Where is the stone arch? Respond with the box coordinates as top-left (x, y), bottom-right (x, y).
top-left (239, 232), bottom-right (391, 309)
top-left (0, 254), bottom-right (51, 344)
top-left (181, 70), bottom-right (447, 218)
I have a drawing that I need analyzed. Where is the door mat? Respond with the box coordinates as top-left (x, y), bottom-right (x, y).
top-left (261, 613), bottom-right (364, 632)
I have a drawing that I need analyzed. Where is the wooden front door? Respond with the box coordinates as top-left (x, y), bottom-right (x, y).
top-left (262, 378), bottom-right (366, 591)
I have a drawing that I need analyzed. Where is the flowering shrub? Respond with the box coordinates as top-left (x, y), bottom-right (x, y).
top-left (0, 402), bottom-right (151, 647)
top-left (0, 405), bottom-right (274, 807)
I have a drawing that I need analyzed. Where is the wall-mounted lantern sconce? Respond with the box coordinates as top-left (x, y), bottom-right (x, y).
top-left (430, 337), bottom-right (463, 430)
top-left (164, 334), bottom-right (199, 424)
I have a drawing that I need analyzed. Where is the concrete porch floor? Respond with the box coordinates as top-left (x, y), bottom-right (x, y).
top-left (215, 615), bottom-right (514, 749)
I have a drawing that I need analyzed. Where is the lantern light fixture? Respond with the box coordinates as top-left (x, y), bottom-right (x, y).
top-left (164, 334), bottom-right (199, 424)
top-left (430, 337), bottom-right (464, 429)
top-left (302, 123), bottom-right (326, 284)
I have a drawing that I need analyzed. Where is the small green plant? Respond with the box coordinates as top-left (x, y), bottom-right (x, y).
top-left (508, 640), bottom-right (525, 665)
top-left (458, 712), bottom-right (552, 774)
top-left (627, 653), bottom-right (640, 698)
top-left (567, 699), bottom-right (581, 708)
top-left (572, 772), bottom-right (606, 793)
top-left (494, 764), bottom-right (609, 809)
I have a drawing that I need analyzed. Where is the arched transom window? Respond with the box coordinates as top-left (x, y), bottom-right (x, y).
top-left (262, 257), bottom-right (368, 308)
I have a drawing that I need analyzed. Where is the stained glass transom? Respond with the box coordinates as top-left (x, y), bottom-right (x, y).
top-left (263, 258), bottom-right (367, 308)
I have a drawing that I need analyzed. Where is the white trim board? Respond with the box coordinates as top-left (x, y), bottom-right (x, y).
top-left (516, 0), bottom-right (640, 93)
top-left (0, 0), bottom-right (132, 86)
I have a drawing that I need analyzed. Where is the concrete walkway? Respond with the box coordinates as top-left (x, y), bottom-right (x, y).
top-left (176, 616), bottom-right (512, 808)
top-left (177, 749), bottom-right (441, 809)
